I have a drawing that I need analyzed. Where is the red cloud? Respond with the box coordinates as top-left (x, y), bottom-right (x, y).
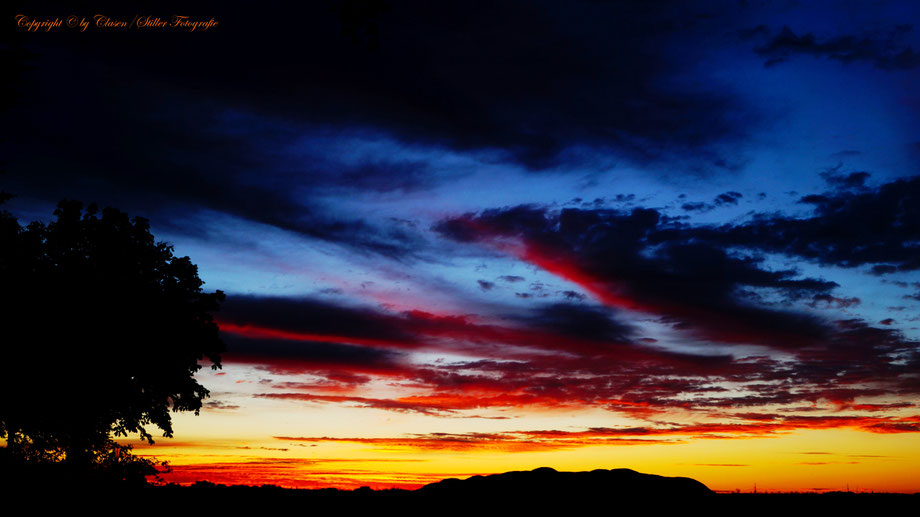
top-left (275, 414), bottom-right (920, 454)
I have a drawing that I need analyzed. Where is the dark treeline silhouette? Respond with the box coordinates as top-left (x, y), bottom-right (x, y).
top-left (4, 466), bottom-right (916, 512)
top-left (0, 200), bottom-right (224, 486)
top-left (116, 469), bottom-right (920, 512)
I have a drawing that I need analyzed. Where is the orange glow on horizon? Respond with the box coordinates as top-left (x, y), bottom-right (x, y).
top-left (144, 426), bottom-right (920, 493)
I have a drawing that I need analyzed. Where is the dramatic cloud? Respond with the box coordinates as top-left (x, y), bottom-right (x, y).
top-left (436, 204), bottom-right (838, 349)
top-left (276, 432), bottom-right (673, 453)
top-left (682, 191), bottom-right (743, 213)
top-left (275, 413), bottom-right (920, 452)
top-left (714, 191), bottom-right (743, 206)
top-left (415, 180), bottom-right (919, 418)
top-left (691, 176), bottom-right (920, 274)
top-left (224, 334), bottom-right (408, 377)
top-left (219, 295), bottom-right (420, 346)
top-left (194, 173), bottom-right (920, 422)
top-left (755, 25), bottom-right (920, 69)
top-left (215, 290), bottom-right (918, 420)
top-left (3, 1), bottom-right (760, 251)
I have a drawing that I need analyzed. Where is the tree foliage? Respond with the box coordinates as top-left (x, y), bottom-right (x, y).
top-left (0, 200), bottom-right (224, 482)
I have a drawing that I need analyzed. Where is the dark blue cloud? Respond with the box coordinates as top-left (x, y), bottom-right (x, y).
top-left (436, 204), bottom-right (839, 350)
top-left (755, 25), bottom-right (920, 69)
top-left (691, 175), bottom-right (920, 274)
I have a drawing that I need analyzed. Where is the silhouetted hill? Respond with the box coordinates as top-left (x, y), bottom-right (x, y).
top-left (4, 464), bottom-right (917, 513)
top-left (417, 466), bottom-right (714, 499)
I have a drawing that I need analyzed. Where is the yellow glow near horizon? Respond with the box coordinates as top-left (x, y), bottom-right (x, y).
top-left (127, 390), bottom-right (920, 493)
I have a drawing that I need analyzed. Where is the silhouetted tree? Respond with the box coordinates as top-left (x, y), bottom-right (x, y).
top-left (0, 199), bottom-right (224, 484)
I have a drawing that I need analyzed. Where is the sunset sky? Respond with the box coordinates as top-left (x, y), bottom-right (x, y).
top-left (3, 0), bottom-right (920, 493)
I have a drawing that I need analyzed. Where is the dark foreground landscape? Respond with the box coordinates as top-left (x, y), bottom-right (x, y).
top-left (4, 467), bottom-right (916, 512)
